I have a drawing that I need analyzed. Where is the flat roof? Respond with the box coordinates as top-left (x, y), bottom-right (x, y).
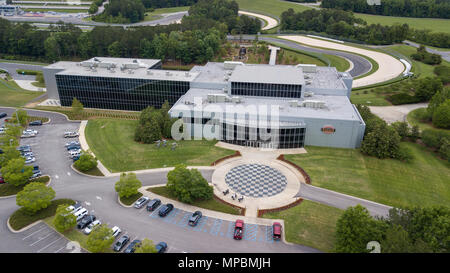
top-left (170, 88), bottom-right (362, 122)
top-left (229, 64), bottom-right (305, 86)
top-left (48, 57), bottom-right (199, 82)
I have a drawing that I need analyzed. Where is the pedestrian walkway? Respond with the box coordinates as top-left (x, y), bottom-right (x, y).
top-left (15, 80), bottom-right (46, 92)
top-left (268, 45), bottom-right (280, 65)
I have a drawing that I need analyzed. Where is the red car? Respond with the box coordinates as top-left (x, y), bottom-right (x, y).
top-left (272, 222), bottom-right (282, 240)
top-left (0, 177), bottom-right (5, 184)
top-left (233, 220), bottom-right (244, 240)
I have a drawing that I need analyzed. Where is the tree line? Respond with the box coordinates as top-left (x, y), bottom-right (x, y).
top-left (142, 0), bottom-right (198, 9)
top-left (321, 0), bottom-right (450, 19)
top-left (280, 8), bottom-right (450, 47)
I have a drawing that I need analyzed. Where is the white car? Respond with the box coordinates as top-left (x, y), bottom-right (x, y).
top-left (111, 226), bottom-right (121, 238)
top-left (23, 129), bottom-right (38, 135)
top-left (24, 157), bottom-right (36, 164)
top-left (64, 131), bottom-right (79, 138)
top-left (83, 220), bottom-right (101, 235)
top-left (21, 133), bottom-right (36, 138)
top-left (65, 141), bottom-right (80, 147)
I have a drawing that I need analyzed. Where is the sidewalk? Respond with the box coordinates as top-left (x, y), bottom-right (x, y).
top-left (15, 80), bottom-right (46, 92)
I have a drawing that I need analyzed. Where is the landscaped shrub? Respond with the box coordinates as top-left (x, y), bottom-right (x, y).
top-left (434, 65), bottom-right (450, 84)
top-left (387, 93), bottom-right (421, 105)
top-left (74, 153), bottom-right (98, 172)
top-left (432, 100), bottom-right (450, 129)
top-left (421, 129), bottom-right (450, 150)
top-left (360, 124), bottom-right (401, 159)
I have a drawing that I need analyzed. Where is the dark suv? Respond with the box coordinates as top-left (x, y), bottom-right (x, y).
top-left (146, 199), bottom-right (161, 212)
top-left (77, 215), bottom-right (96, 229)
top-left (124, 239), bottom-right (142, 253)
top-left (114, 235), bottom-right (130, 252)
top-left (29, 120), bottom-right (42, 126)
top-left (188, 211), bottom-right (202, 226)
top-left (0, 112), bottom-right (7, 119)
top-left (158, 204), bottom-right (174, 217)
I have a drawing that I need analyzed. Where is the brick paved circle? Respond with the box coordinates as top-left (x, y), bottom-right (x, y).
top-left (225, 164), bottom-right (287, 198)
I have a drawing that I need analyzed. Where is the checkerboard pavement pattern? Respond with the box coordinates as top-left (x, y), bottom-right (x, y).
top-left (225, 164), bottom-right (287, 198)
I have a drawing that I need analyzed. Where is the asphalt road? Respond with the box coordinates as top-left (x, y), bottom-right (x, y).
top-left (0, 62), bottom-right (44, 81)
top-left (228, 35), bottom-right (372, 78)
top-left (404, 40), bottom-right (450, 62)
top-left (0, 108), bottom-right (319, 253)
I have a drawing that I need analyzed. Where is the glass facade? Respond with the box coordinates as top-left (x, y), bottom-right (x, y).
top-left (231, 82), bottom-right (302, 98)
top-left (56, 75), bottom-right (190, 111)
top-left (218, 122), bottom-right (306, 149)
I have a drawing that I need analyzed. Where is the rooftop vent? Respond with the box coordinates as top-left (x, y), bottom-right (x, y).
top-left (224, 61), bottom-right (244, 70)
top-left (185, 72), bottom-right (190, 77)
top-left (296, 64), bottom-right (317, 73)
top-left (304, 91), bottom-right (314, 97)
top-left (166, 71), bottom-right (172, 76)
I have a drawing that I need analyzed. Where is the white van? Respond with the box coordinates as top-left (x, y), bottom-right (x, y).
top-left (69, 150), bottom-right (82, 158)
top-left (74, 208), bottom-right (88, 221)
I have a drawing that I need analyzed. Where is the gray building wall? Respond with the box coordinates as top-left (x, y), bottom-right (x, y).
top-left (42, 66), bottom-right (64, 100)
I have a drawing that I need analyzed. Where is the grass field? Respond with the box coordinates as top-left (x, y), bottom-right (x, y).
top-left (148, 186), bottom-right (241, 215)
top-left (85, 119), bottom-right (235, 172)
top-left (9, 199), bottom-right (75, 231)
top-left (350, 90), bottom-right (391, 106)
top-left (235, 0), bottom-right (450, 34)
top-left (285, 143), bottom-right (450, 208)
top-left (262, 200), bottom-right (343, 252)
top-left (0, 78), bottom-right (44, 107)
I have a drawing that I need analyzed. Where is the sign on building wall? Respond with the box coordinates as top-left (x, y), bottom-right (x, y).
top-left (321, 125), bottom-right (336, 134)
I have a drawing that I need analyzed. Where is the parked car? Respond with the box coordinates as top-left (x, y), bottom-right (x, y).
top-left (158, 204), bottom-right (174, 217)
top-left (0, 176), bottom-right (4, 184)
top-left (0, 128), bottom-right (5, 134)
top-left (66, 203), bottom-right (82, 214)
top-left (83, 219), bottom-right (101, 235)
top-left (24, 157), bottom-right (36, 164)
top-left (21, 133), bottom-right (36, 138)
top-left (124, 239), bottom-right (141, 253)
top-left (155, 242), bottom-right (168, 253)
top-left (188, 211), bottom-right (202, 227)
top-left (72, 155), bottom-right (81, 162)
top-left (30, 170), bottom-right (42, 179)
top-left (146, 199), bottom-right (161, 212)
top-left (74, 208), bottom-right (88, 221)
top-left (111, 226), bottom-right (121, 237)
top-left (113, 235), bottom-right (129, 252)
top-left (23, 129), bottom-right (38, 135)
top-left (233, 220), bottom-right (244, 240)
top-left (18, 145), bottom-right (31, 152)
top-left (65, 141), bottom-right (80, 147)
top-left (67, 144), bottom-right (81, 151)
top-left (0, 112), bottom-right (7, 119)
top-left (272, 222), bottom-right (282, 240)
top-left (29, 120), bottom-right (42, 126)
top-left (133, 196), bottom-right (150, 209)
top-left (22, 152), bottom-right (34, 158)
top-left (69, 151), bottom-right (82, 159)
top-left (64, 131), bottom-right (79, 138)
top-left (77, 215), bottom-right (96, 229)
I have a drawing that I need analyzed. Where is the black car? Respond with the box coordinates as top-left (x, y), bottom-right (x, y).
top-left (0, 112), bottom-right (7, 119)
top-left (146, 199), bottom-right (161, 212)
top-left (188, 211), bottom-right (202, 226)
top-left (114, 235), bottom-right (130, 252)
top-left (123, 239), bottom-right (141, 253)
top-left (77, 215), bottom-right (96, 229)
top-left (29, 120), bottom-right (42, 126)
top-left (155, 242), bottom-right (168, 253)
top-left (18, 145), bottom-right (31, 152)
top-left (158, 204), bottom-right (174, 217)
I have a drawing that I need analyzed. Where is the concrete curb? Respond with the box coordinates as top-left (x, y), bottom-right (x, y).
top-left (70, 164), bottom-right (105, 179)
top-left (117, 194), bottom-right (134, 208)
top-left (7, 218), bottom-right (43, 234)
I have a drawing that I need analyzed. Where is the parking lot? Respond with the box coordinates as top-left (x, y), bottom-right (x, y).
top-left (17, 222), bottom-right (87, 253)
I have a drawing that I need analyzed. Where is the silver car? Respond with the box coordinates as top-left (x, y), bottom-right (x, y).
top-left (133, 196), bottom-right (150, 209)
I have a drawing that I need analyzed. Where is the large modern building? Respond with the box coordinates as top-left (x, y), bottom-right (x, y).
top-left (43, 57), bottom-right (365, 149)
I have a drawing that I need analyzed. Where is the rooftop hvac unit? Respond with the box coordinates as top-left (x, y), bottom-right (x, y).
top-left (304, 75), bottom-right (311, 79)
top-left (301, 100), bottom-right (326, 109)
top-left (165, 71), bottom-right (172, 76)
top-left (224, 61), bottom-right (244, 70)
top-left (185, 72), bottom-right (190, 77)
top-left (122, 63), bottom-right (140, 69)
top-left (231, 96), bottom-right (242, 103)
top-left (304, 91), bottom-right (314, 97)
top-left (184, 100), bottom-right (195, 105)
top-left (128, 69), bottom-right (134, 74)
top-left (289, 100), bottom-right (299, 107)
top-left (98, 62), bottom-right (117, 69)
top-left (207, 94), bottom-right (229, 103)
top-left (305, 80), bottom-right (312, 85)
top-left (224, 75), bottom-right (229, 81)
top-left (296, 64), bottom-right (317, 73)
top-left (147, 70), bottom-right (153, 75)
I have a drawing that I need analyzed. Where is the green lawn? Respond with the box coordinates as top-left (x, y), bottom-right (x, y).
top-left (236, 0), bottom-right (309, 18)
top-left (285, 143), bottom-right (450, 208)
top-left (406, 108), bottom-right (450, 134)
top-left (9, 199), bottom-right (75, 231)
top-left (73, 164), bottom-right (104, 176)
top-left (350, 90), bottom-right (391, 106)
top-left (85, 119), bottom-right (235, 172)
top-left (0, 176), bottom-right (49, 197)
top-left (262, 200), bottom-right (343, 252)
top-left (120, 192), bottom-right (143, 206)
top-left (148, 186), bottom-right (241, 215)
top-left (0, 78), bottom-right (44, 107)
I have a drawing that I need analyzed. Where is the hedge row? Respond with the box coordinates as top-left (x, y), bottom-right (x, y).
top-left (387, 93), bottom-right (422, 105)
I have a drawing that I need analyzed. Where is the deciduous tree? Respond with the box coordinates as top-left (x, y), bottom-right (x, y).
top-left (16, 183), bottom-right (55, 214)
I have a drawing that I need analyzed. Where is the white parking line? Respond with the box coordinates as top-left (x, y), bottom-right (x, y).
top-left (37, 237), bottom-right (62, 253)
top-left (54, 246), bottom-right (65, 253)
top-left (67, 172), bottom-right (71, 176)
top-left (29, 233), bottom-right (53, 246)
top-left (22, 226), bottom-right (48, 240)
